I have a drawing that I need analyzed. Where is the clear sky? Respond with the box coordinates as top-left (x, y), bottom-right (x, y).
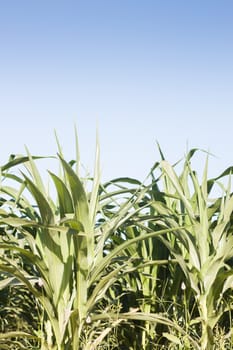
top-left (1, 1), bottom-right (233, 182)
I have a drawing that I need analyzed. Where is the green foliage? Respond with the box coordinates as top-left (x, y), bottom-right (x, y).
top-left (0, 136), bottom-right (233, 349)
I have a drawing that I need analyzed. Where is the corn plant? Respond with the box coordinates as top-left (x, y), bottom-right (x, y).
top-left (1, 137), bottom-right (233, 349)
top-left (0, 139), bottom-right (184, 350)
top-left (148, 150), bottom-right (233, 349)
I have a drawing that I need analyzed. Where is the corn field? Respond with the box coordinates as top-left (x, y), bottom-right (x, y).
top-left (1, 135), bottom-right (233, 349)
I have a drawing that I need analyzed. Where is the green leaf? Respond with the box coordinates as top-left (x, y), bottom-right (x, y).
top-left (1, 155), bottom-right (49, 172)
top-left (22, 173), bottom-right (54, 225)
top-left (58, 156), bottom-right (90, 231)
top-left (49, 171), bottom-right (74, 217)
top-left (162, 332), bottom-right (181, 345)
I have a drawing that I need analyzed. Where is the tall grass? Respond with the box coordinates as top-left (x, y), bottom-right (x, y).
top-left (0, 137), bottom-right (233, 349)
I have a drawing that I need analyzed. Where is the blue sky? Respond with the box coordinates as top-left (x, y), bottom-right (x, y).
top-left (1, 1), bottom-right (233, 181)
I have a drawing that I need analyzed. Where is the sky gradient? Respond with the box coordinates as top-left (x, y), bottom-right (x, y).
top-left (1, 1), bottom-right (233, 181)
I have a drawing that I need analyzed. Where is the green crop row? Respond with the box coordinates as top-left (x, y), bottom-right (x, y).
top-left (0, 134), bottom-right (233, 349)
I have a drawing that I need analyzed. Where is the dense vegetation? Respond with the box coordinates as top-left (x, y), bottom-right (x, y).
top-left (1, 137), bottom-right (233, 349)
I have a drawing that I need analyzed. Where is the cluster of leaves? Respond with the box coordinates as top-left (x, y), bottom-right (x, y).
top-left (0, 138), bottom-right (233, 349)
